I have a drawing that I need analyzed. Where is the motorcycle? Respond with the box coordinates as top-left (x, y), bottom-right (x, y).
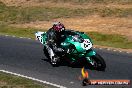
top-left (35, 30), bottom-right (106, 71)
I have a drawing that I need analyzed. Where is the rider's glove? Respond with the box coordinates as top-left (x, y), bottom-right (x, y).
top-left (57, 48), bottom-right (64, 52)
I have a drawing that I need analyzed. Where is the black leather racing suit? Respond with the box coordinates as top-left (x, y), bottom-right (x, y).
top-left (46, 28), bottom-right (77, 55)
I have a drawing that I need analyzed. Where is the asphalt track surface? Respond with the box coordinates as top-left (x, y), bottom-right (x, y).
top-left (0, 35), bottom-right (132, 88)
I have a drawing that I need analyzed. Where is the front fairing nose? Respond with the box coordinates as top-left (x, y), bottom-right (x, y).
top-left (81, 39), bottom-right (93, 50)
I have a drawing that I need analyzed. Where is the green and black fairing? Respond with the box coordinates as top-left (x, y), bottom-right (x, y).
top-left (35, 30), bottom-right (106, 70)
top-left (60, 31), bottom-right (96, 62)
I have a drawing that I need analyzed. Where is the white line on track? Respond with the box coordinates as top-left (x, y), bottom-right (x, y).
top-left (107, 48), bottom-right (110, 51)
top-left (0, 70), bottom-right (66, 88)
top-left (20, 37), bottom-right (24, 38)
top-left (3, 35), bottom-right (32, 40)
top-left (99, 48), bottom-right (102, 50)
top-left (12, 36), bottom-right (16, 37)
top-left (5, 35), bottom-right (9, 36)
top-left (28, 38), bottom-right (31, 39)
top-left (119, 51), bottom-right (122, 53)
top-left (113, 50), bottom-right (117, 52)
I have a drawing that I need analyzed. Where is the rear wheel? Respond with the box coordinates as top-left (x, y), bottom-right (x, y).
top-left (90, 53), bottom-right (106, 71)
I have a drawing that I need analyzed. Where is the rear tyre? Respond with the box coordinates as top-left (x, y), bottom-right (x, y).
top-left (91, 53), bottom-right (106, 71)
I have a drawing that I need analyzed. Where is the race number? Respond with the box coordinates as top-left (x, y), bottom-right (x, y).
top-left (81, 39), bottom-right (92, 50)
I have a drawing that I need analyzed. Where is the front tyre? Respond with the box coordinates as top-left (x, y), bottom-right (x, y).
top-left (92, 53), bottom-right (106, 71)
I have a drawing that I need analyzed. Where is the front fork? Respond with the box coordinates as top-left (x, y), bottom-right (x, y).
top-left (85, 50), bottom-right (96, 65)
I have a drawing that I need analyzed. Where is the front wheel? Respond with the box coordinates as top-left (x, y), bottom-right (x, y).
top-left (90, 53), bottom-right (106, 71)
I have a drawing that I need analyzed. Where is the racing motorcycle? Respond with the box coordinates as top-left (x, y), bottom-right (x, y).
top-left (35, 30), bottom-right (106, 71)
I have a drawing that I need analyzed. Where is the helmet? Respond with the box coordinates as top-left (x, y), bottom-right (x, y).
top-left (52, 22), bottom-right (65, 33)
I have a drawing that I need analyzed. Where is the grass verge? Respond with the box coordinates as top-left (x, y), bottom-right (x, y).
top-left (0, 72), bottom-right (52, 88)
top-left (0, 23), bottom-right (45, 39)
top-left (38, 0), bottom-right (132, 4)
top-left (0, 2), bottom-right (132, 23)
top-left (88, 32), bottom-right (132, 49)
top-left (0, 24), bottom-right (132, 49)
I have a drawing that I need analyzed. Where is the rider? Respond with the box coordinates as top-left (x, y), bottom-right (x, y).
top-left (46, 22), bottom-right (77, 54)
top-left (46, 22), bottom-right (66, 54)
top-left (46, 22), bottom-right (84, 65)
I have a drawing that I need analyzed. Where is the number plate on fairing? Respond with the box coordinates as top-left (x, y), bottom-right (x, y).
top-left (81, 39), bottom-right (92, 50)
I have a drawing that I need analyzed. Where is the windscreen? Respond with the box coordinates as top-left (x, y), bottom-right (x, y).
top-left (72, 35), bottom-right (84, 43)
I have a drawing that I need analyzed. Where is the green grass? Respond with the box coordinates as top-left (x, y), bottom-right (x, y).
top-left (0, 72), bottom-right (52, 88)
top-left (0, 24), bottom-right (45, 39)
top-left (0, 2), bottom-right (132, 23)
top-left (0, 24), bottom-right (132, 49)
top-left (88, 32), bottom-right (132, 49)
